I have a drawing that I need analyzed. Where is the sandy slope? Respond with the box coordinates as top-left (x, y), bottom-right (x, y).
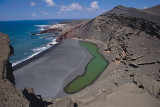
top-left (80, 83), bottom-right (160, 107)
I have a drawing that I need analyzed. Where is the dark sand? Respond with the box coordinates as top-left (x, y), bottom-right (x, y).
top-left (14, 39), bottom-right (92, 98)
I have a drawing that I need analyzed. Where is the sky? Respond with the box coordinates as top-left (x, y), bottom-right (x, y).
top-left (0, 0), bottom-right (160, 21)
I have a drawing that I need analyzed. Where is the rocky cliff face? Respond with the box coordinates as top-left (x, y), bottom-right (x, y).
top-left (0, 33), bottom-right (29, 107)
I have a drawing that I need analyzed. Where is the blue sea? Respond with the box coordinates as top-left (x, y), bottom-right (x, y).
top-left (0, 19), bottom-right (69, 66)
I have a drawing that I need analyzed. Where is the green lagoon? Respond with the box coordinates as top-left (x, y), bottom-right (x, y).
top-left (64, 41), bottom-right (109, 93)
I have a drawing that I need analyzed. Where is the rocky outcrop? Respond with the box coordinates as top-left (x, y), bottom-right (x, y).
top-left (0, 33), bottom-right (29, 107)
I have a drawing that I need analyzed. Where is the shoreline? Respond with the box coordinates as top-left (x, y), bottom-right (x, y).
top-left (14, 20), bottom-right (84, 71)
top-left (12, 19), bottom-right (82, 70)
top-left (12, 41), bottom-right (59, 71)
top-left (12, 38), bottom-right (110, 98)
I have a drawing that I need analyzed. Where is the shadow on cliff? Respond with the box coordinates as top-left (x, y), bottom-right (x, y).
top-left (23, 89), bottom-right (52, 107)
top-left (6, 61), bottom-right (15, 84)
top-left (6, 45), bottom-right (15, 84)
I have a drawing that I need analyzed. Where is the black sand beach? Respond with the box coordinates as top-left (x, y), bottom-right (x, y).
top-left (14, 39), bottom-right (92, 98)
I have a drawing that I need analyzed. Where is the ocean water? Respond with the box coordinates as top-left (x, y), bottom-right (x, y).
top-left (0, 19), bottom-right (69, 66)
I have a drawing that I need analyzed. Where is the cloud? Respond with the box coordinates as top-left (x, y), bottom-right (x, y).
top-left (30, 2), bottom-right (36, 7)
top-left (91, 1), bottom-right (99, 10)
top-left (87, 1), bottom-right (99, 11)
top-left (45, 0), bottom-right (55, 6)
top-left (143, 6), bottom-right (148, 9)
top-left (60, 3), bottom-right (83, 12)
top-left (40, 11), bottom-right (49, 15)
top-left (58, 1), bottom-right (100, 15)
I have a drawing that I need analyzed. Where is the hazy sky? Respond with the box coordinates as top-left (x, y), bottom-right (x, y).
top-left (0, 0), bottom-right (160, 21)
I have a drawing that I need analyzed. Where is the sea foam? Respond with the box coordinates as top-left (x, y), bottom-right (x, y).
top-left (12, 39), bottom-right (58, 67)
top-left (34, 25), bottom-right (51, 31)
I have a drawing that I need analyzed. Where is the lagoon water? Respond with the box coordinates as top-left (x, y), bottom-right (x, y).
top-left (0, 19), bottom-right (69, 65)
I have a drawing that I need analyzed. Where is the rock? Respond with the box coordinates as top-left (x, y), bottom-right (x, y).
top-left (138, 84), bottom-right (145, 89)
top-left (0, 33), bottom-right (29, 107)
top-left (22, 88), bottom-right (52, 107)
top-left (129, 63), bottom-right (139, 68)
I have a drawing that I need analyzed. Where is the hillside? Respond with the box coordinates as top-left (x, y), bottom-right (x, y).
top-left (61, 5), bottom-right (160, 107)
top-left (71, 5), bottom-right (160, 40)
top-left (69, 5), bottom-right (160, 59)
top-left (143, 5), bottom-right (160, 16)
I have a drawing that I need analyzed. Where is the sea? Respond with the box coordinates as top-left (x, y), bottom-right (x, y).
top-left (0, 19), bottom-right (69, 66)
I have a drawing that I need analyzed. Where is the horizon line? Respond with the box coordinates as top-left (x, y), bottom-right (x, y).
top-left (0, 18), bottom-right (91, 22)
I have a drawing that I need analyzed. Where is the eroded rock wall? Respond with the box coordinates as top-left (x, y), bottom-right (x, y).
top-left (0, 32), bottom-right (29, 107)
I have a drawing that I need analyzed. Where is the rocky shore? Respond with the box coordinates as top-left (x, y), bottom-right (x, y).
top-left (32, 19), bottom-right (89, 37)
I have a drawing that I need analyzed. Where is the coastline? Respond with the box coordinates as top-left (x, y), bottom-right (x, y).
top-left (13, 20), bottom-right (85, 70)
top-left (12, 20), bottom-right (81, 70)
top-left (13, 39), bottom-right (92, 98)
top-left (12, 37), bottom-right (110, 98)
top-left (12, 39), bottom-right (58, 71)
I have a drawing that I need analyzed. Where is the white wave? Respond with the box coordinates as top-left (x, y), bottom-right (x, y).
top-left (32, 46), bottom-right (48, 53)
top-left (12, 39), bottom-right (58, 67)
top-left (34, 25), bottom-right (50, 28)
top-left (49, 24), bottom-right (66, 29)
top-left (48, 39), bottom-right (58, 46)
top-left (12, 52), bottom-right (42, 67)
top-left (35, 25), bottom-right (51, 31)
